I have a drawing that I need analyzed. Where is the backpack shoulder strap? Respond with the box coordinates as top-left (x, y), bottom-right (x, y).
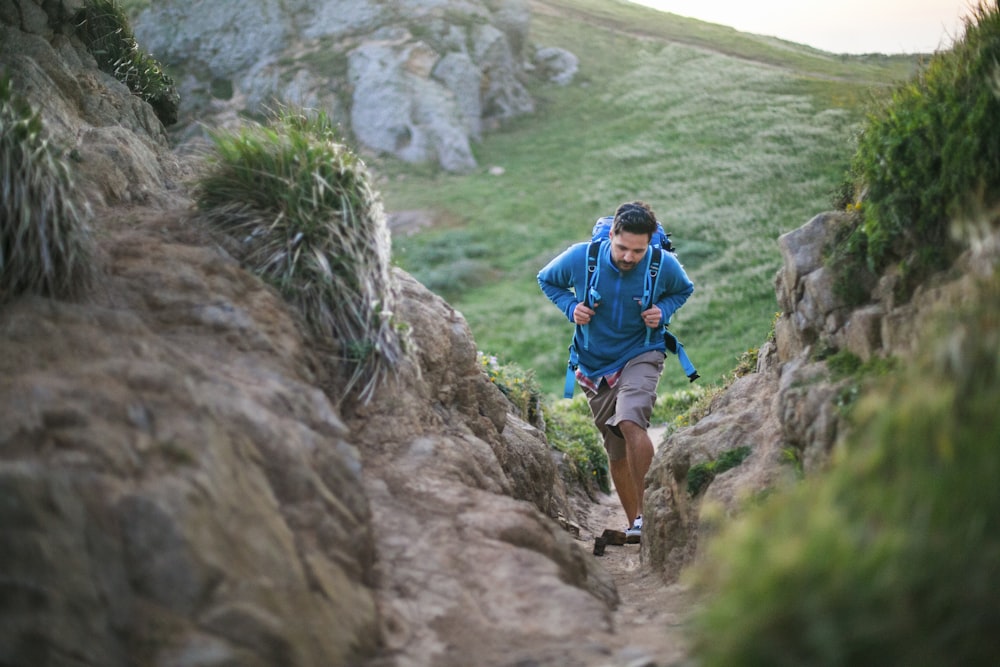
top-left (584, 240), bottom-right (601, 307)
top-left (644, 247), bottom-right (663, 309)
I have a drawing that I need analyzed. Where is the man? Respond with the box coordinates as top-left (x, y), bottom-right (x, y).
top-left (537, 201), bottom-right (694, 542)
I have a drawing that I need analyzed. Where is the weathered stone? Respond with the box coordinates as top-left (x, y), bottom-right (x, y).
top-left (535, 46), bottom-right (579, 85)
top-left (777, 211), bottom-right (847, 297)
top-left (129, 0), bottom-right (557, 172)
top-left (348, 39), bottom-right (477, 171)
top-left (19, 0), bottom-right (49, 35)
top-left (0, 0), bottom-right (18, 26)
top-left (471, 22), bottom-right (535, 119)
top-left (844, 304), bottom-right (885, 361)
top-left (433, 51), bottom-right (484, 139)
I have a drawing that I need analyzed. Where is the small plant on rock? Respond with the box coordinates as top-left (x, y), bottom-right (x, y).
top-left (0, 75), bottom-right (93, 303)
top-left (75, 0), bottom-right (179, 126)
top-left (194, 107), bottom-right (408, 404)
top-left (544, 394), bottom-right (610, 495)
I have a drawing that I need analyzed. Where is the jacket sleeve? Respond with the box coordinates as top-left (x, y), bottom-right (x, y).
top-left (537, 245), bottom-right (583, 323)
top-left (654, 251), bottom-right (694, 323)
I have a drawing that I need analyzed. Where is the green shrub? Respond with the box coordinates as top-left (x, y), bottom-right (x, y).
top-left (194, 108), bottom-right (408, 404)
top-left (651, 385), bottom-right (708, 424)
top-left (687, 446), bottom-right (752, 496)
top-left (843, 1), bottom-right (1000, 298)
top-left (477, 352), bottom-right (608, 493)
top-left (75, 0), bottom-right (179, 126)
top-left (0, 75), bottom-right (93, 303)
top-left (478, 352), bottom-right (543, 426)
top-left (688, 252), bottom-right (1000, 666)
top-left (544, 394), bottom-right (610, 495)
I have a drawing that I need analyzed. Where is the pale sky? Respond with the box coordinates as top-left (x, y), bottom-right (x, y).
top-left (627, 1), bottom-right (975, 54)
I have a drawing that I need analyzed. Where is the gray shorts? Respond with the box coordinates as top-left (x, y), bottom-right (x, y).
top-left (583, 350), bottom-right (664, 462)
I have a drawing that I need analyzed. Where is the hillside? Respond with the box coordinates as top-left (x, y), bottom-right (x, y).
top-left (381, 0), bottom-right (920, 396)
top-left (5, 1), bottom-right (999, 666)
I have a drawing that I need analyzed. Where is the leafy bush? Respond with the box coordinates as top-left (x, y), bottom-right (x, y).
top-left (543, 394), bottom-right (610, 495)
top-left (841, 1), bottom-right (1000, 298)
top-left (75, 0), bottom-right (179, 126)
top-left (688, 250), bottom-right (1000, 666)
top-left (194, 108), bottom-right (408, 404)
top-left (0, 75), bottom-right (93, 303)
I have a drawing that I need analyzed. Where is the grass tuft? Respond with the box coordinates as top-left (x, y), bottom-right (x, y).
top-left (194, 107), bottom-right (408, 404)
top-left (0, 75), bottom-right (94, 304)
top-left (75, 0), bottom-right (179, 126)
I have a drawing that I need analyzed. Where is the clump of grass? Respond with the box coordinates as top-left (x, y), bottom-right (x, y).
top-left (75, 0), bottom-right (179, 126)
top-left (686, 446), bottom-right (752, 496)
top-left (543, 394), bottom-right (610, 495)
top-left (478, 352), bottom-right (543, 427)
top-left (687, 234), bottom-right (1000, 665)
top-left (0, 75), bottom-right (93, 303)
top-left (478, 351), bottom-right (610, 493)
top-left (194, 107), bottom-right (408, 404)
top-left (838, 1), bottom-right (1000, 302)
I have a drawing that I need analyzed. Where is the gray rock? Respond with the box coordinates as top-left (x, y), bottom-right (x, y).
top-left (433, 51), bottom-right (484, 140)
top-left (348, 39), bottom-right (477, 171)
top-left (129, 0), bottom-right (556, 171)
top-left (134, 1), bottom-right (289, 79)
top-left (535, 46), bottom-right (579, 85)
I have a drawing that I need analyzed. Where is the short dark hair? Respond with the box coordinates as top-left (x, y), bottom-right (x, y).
top-left (612, 200), bottom-right (657, 238)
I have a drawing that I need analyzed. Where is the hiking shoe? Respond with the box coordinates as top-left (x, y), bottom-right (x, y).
top-left (625, 516), bottom-right (642, 544)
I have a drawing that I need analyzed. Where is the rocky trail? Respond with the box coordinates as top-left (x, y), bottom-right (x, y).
top-left (576, 493), bottom-right (695, 667)
top-left (565, 425), bottom-right (697, 667)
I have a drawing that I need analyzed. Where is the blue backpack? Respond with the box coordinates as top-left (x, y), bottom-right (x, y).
top-left (563, 216), bottom-right (698, 398)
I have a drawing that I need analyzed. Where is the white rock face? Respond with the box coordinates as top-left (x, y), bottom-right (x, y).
top-left (133, 0), bottom-right (558, 171)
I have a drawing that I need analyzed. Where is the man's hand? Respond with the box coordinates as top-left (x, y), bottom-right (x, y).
top-left (641, 307), bottom-right (662, 328)
top-left (573, 303), bottom-right (596, 324)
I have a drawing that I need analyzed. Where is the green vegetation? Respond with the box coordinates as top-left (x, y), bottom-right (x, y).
top-left (687, 446), bottom-right (752, 496)
top-left (0, 75), bottom-right (93, 303)
top-left (193, 108), bottom-right (409, 404)
top-left (75, 0), bottom-right (178, 126)
top-left (479, 352), bottom-right (610, 494)
top-left (835, 1), bottom-right (1000, 301)
top-left (478, 352), bottom-right (544, 426)
top-left (685, 6), bottom-right (1000, 663)
top-left (543, 394), bottom-right (610, 495)
top-left (688, 249), bottom-right (1000, 666)
top-left (378, 0), bottom-right (916, 398)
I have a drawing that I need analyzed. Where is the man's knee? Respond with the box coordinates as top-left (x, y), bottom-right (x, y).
top-left (618, 419), bottom-right (646, 437)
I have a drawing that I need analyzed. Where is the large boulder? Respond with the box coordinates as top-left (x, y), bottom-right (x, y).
top-left (0, 212), bottom-right (381, 666)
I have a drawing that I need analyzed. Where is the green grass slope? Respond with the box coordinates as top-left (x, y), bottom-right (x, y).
top-left (379, 0), bottom-right (918, 397)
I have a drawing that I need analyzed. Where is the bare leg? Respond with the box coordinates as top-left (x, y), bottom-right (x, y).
top-left (618, 420), bottom-right (655, 525)
top-left (609, 457), bottom-right (639, 527)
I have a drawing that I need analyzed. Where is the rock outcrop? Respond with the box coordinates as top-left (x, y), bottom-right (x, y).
top-left (643, 209), bottom-right (994, 582)
top-left (0, 1), bottom-right (185, 209)
top-left (0, 4), bottom-right (612, 666)
top-left (131, 0), bottom-right (570, 172)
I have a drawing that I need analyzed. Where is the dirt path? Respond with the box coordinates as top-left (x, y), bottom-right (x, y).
top-left (570, 425), bottom-right (698, 666)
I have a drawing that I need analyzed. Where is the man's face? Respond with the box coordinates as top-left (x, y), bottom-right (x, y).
top-left (609, 230), bottom-right (650, 272)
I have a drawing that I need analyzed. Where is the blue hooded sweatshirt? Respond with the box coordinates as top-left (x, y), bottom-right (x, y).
top-left (537, 239), bottom-right (694, 380)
